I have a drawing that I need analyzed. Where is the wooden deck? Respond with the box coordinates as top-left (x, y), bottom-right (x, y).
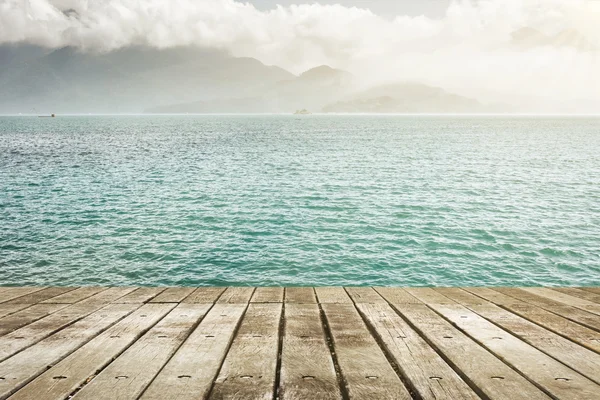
top-left (1, 287), bottom-right (600, 399)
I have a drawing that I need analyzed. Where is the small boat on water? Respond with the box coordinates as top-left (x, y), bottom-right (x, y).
top-left (38, 113), bottom-right (56, 118)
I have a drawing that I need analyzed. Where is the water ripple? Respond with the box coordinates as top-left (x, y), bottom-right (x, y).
top-left (1, 115), bottom-right (599, 287)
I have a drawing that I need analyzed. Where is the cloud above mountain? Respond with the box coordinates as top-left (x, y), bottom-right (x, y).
top-left (2, 0), bottom-right (599, 107)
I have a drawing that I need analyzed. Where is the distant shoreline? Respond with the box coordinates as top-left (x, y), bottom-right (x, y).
top-left (2, 113), bottom-right (600, 117)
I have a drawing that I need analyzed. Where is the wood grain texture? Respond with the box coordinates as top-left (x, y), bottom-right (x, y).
top-left (140, 303), bottom-right (248, 400)
top-left (404, 288), bottom-right (455, 305)
top-left (389, 303), bottom-right (550, 400)
top-left (285, 287), bottom-right (317, 304)
top-left (321, 303), bottom-right (411, 399)
top-left (314, 287), bottom-right (351, 304)
top-left (217, 287), bottom-right (256, 304)
top-left (40, 287), bottom-right (107, 304)
top-left (8, 304), bottom-right (175, 400)
top-left (488, 287), bottom-right (600, 331)
top-left (357, 302), bottom-right (479, 400)
top-left (251, 287), bottom-right (284, 303)
top-left (432, 303), bottom-right (600, 399)
top-left (183, 287), bottom-right (227, 303)
top-left (210, 303), bottom-right (282, 400)
top-left (0, 303), bottom-right (69, 336)
top-left (4, 287), bottom-right (77, 304)
top-left (467, 302), bottom-right (600, 383)
top-left (580, 287), bottom-right (600, 295)
top-left (0, 286), bottom-right (598, 400)
top-left (0, 288), bottom-right (135, 361)
top-left (279, 303), bottom-right (341, 400)
top-left (0, 304), bottom-right (30, 320)
top-left (112, 287), bottom-right (167, 303)
top-left (434, 287), bottom-right (488, 306)
top-left (344, 287), bottom-right (386, 303)
top-left (373, 287), bottom-right (422, 304)
top-left (521, 287), bottom-right (600, 316)
top-left (551, 287), bottom-right (600, 304)
top-left (71, 303), bottom-right (210, 400)
top-left (463, 287), bottom-right (524, 305)
top-left (461, 288), bottom-right (600, 353)
top-left (0, 303), bottom-right (138, 399)
top-left (0, 288), bottom-right (47, 304)
top-left (148, 287), bottom-right (197, 303)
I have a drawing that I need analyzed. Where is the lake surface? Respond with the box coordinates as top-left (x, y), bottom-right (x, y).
top-left (1, 115), bottom-right (599, 287)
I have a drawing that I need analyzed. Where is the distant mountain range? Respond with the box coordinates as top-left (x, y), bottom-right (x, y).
top-left (322, 83), bottom-right (501, 114)
top-left (0, 45), bottom-right (292, 114)
top-left (146, 64), bottom-right (358, 114)
top-left (1, 44), bottom-right (500, 114)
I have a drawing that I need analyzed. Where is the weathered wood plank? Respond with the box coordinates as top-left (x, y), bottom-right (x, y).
top-left (314, 287), bottom-right (351, 303)
top-left (551, 288), bottom-right (600, 304)
top-left (494, 287), bottom-right (563, 307)
top-left (373, 287), bottom-right (422, 304)
top-left (321, 303), bottom-right (411, 399)
top-left (431, 302), bottom-right (600, 399)
top-left (2, 286), bottom-right (599, 400)
top-left (7, 304), bottom-right (175, 400)
top-left (386, 302), bottom-right (550, 400)
top-left (148, 287), bottom-right (196, 303)
top-left (251, 287), bottom-right (284, 303)
top-left (344, 287), bottom-right (386, 303)
top-left (210, 303), bottom-right (282, 400)
top-left (285, 287), bottom-right (317, 304)
top-left (462, 287), bottom-right (522, 305)
top-left (0, 303), bottom-right (139, 399)
top-left (0, 304), bottom-right (30, 320)
top-left (434, 288), bottom-right (488, 306)
top-left (77, 287), bottom-right (137, 305)
top-left (357, 302), bottom-right (479, 400)
top-left (580, 287), bottom-right (600, 295)
top-left (183, 287), bottom-right (227, 303)
top-left (0, 288), bottom-right (135, 361)
top-left (404, 288), bottom-right (454, 305)
top-left (40, 287), bottom-right (106, 304)
top-left (112, 287), bottom-right (166, 303)
top-left (280, 303), bottom-right (341, 400)
top-left (0, 288), bottom-right (47, 304)
top-left (71, 303), bottom-right (210, 400)
top-left (140, 304), bottom-right (247, 400)
top-left (463, 287), bottom-right (524, 305)
top-left (217, 287), bottom-right (256, 304)
top-left (0, 303), bottom-right (69, 336)
top-left (521, 287), bottom-right (600, 315)
top-left (462, 288), bottom-right (600, 353)
top-left (466, 302), bottom-right (600, 383)
top-left (4, 287), bottom-right (77, 304)
top-left (481, 288), bottom-right (600, 332)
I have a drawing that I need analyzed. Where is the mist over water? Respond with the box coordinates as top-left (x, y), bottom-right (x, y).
top-left (1, 115), bottom-right (599, 287)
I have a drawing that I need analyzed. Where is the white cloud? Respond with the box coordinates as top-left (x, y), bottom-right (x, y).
top-left (1, 0), bottom-right (599, 106)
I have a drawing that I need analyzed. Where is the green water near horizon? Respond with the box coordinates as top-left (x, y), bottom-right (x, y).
top-left (1, 115), bottom-right (599, 287)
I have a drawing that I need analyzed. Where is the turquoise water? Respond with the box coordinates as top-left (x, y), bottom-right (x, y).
top-left (1, 115), bottom-right (599, 287)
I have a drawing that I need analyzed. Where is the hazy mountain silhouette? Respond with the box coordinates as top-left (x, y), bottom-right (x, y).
top-left (147, 64), bottom-right (356, 113)
top-left (322, 83), bottom-right (495, 113)
top-left (0, 45), bottom-right (293, 113)
top-left (1, 44), bottom-right (499, 114)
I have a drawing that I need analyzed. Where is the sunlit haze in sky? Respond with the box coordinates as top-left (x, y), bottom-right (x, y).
top-left (1, 0), bottom-right (599, 110)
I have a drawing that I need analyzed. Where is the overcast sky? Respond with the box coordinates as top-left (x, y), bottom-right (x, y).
top-left (248, 0), bottom-right (451, 17)
top-left (1, 0), bottom-right (598, 107)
